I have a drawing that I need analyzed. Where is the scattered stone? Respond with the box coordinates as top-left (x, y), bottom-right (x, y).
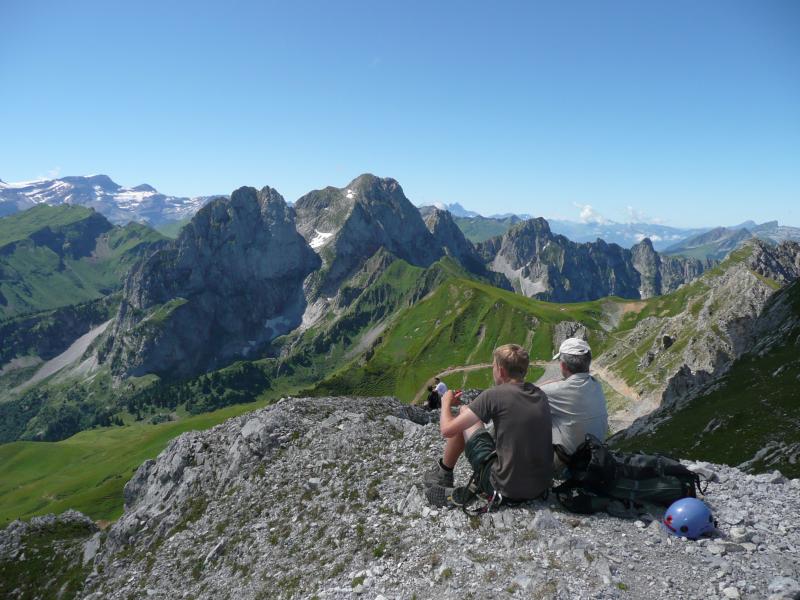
top-left (532, 509), bottom-right (562, 530)
top-left (768, 576), bottom-right (800, 599)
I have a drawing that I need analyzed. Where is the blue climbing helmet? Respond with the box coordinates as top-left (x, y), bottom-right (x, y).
top-left (663, 497), bottom-right (716, 539)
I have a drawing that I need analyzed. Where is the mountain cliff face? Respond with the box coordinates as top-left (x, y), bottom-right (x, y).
top-left (6, 396), bottom-right (798, 600)
top-left (100, 187), bottom-right (320, 379)
top-left (294, 174), bottom-right (442, 300)
top-left (478, 218), bottom-right (708, 302)
top-left (631, 238), bottom-right (709, 298)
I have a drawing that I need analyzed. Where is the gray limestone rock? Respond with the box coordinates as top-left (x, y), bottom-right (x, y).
top-left (4, 396), bottom-right (799, 600)
top-left (100, 186), bottom-right (320, 379)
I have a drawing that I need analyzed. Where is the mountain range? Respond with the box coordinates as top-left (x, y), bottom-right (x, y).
top-left (0, 173), bottom-right (799, 546)
top-left (5, 174), bottom-right (799, 259)
top-left (432, 202), bottom-right (800, 259)
top-left (663, 221), bottom-right (800, 260)
top-left (0, 175), bottom-right (217, 226)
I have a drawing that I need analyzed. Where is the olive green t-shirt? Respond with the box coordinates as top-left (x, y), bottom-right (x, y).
top-left (469, 381), bottom-right (553, 499)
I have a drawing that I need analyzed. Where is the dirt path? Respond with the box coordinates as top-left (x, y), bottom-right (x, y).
top-left (412, 360), bottom-right (553, 404)
top-left (591, 364), bottom-right (640, 403)
top-left (14, 319), bottom-right (112, 392)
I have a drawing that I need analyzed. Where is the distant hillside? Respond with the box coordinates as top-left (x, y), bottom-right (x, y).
top-left (547, 219), bottom-right (707, 251)
top-left (0, 205), bottom-right (165, 319)
top-left (663, 226), bottom-right (754, 260)
top-left (665, 220), bottom-right (800, 261)
top-left (452, 214), bottom-right (522, 243)
top-left (443, 211), bottom-right (707, 249)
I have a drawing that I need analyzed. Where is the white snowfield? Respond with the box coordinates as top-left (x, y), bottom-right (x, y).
top-left (309, 229), bottom-right (334, 249)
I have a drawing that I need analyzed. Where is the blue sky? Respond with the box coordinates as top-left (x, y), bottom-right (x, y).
top-left (1, 0), bottom-right (798, 227)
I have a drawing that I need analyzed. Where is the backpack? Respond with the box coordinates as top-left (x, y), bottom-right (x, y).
top-left (552, 434), bottom-right (706, 515)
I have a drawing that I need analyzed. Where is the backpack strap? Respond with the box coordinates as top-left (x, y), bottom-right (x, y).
top-left (553, 444), bottom-right (573, 466)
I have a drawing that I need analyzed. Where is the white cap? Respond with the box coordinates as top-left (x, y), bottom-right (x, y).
top-left (553, 337), bottom-right (591, 361)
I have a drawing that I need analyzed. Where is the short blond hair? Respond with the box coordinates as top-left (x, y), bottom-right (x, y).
top-left (493, 344), bottom-right (529, 380)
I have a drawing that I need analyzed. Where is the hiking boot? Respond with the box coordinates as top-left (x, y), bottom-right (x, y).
top-left (424, 484), bottom-right (477, 508)
top-left (424, 483), bottom-right (455, 507)
top-left (450, 485), bottom-right (477, 507)
top-left (423, 461), bottom-right (454, 488)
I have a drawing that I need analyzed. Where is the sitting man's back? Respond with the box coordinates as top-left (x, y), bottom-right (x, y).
top-left (423, 343), bottom-right (553, 507)
top-left (541, 338), bottom-right (608, 461)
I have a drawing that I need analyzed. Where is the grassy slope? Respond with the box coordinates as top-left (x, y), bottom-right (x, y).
top-left (0, 204), bottom-right (96, 246)
top-left (0, 396), bottom-right (287, 525)
top-left (314, 274), bottom-right (607, 400)
top-left (0, 207), bottom-right (165, 319)
top-left (613, 283), bottom-right (800, 478)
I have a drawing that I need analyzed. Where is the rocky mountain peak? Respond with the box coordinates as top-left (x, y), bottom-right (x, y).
top-left (100, 186), bottom-right (320, 379)
top-left (346, 173), bottom-right (402, 197)
top-left (295, 175), bottom-right (442, 300)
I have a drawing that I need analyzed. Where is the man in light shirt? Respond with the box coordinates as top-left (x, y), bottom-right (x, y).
top-left (540, 337), bottom-right (608, 474)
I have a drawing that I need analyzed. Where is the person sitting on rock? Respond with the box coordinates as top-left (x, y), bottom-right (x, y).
top-left (540, 337), bottom-right (608, 476)
top-left (423, 343), bottom-right (553, 507)
top-left (424, 385), bottom-right (441, 410)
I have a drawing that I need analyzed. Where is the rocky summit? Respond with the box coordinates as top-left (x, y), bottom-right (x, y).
top-left (100, 187), bottom-right (320, 379)
top-left (6, 396), bottom-right (797, 600)
top-left (295, 174), bottom-right (444, 300)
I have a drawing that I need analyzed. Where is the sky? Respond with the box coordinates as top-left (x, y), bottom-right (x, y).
top-left (1, 0), bottom-right (798, 227)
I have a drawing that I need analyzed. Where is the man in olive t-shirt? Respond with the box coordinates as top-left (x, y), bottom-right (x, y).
top-left (424, 344), bottom-right (553, 507)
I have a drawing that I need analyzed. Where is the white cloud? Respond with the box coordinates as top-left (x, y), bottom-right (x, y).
top-left (573, 202), bottom-right (608, 224)
top-left (626, 205), bottom-right (665, 225)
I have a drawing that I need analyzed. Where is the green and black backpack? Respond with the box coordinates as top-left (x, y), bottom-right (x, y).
top-left (552, 434), bottom-right (707, 515)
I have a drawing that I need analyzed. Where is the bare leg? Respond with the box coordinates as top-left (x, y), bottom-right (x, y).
top-left (442, 409), bottom-right (485, 469)
top-left (442, 434), bottom-right (465, 469)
